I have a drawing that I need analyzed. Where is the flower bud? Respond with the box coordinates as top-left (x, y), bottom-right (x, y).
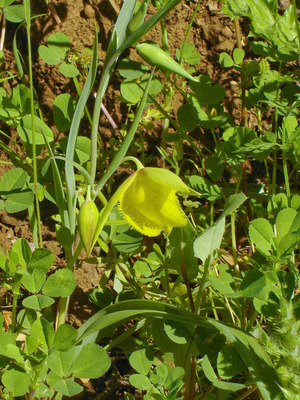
top-left (126, 0), bottom-right (149, 37)
top-left (78, 200), bottom-right (99, 256)
top-left (136, 43), bottom-right (198, 82)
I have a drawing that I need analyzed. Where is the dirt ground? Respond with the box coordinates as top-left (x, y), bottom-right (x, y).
top-left (0, 0), bottom-right (244, 397)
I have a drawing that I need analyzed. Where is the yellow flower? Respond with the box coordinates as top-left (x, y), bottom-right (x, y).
top-left (119, 167), bottom-right (199, 237)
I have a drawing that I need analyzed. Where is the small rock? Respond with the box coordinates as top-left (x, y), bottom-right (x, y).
top-left (215, 39), bottom-right (235, 53)
top-left (203, 25), bottom-right (220, 45)
top-left (83, 4), bottom-right (94, 19)
top-left (207, 0), bottom-right (220, 13)
top-left (222, 26), bottom-right (233, 40)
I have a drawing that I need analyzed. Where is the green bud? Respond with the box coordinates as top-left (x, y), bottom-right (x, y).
top-left (136, 43), bottom-right (198, 82)
top-left (78, 200), bottom-right (99, 256)
top-left (126, 0), bottom-right (149, 37)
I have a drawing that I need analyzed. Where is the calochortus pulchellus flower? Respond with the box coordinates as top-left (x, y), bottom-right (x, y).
top-left (119, 167), bottom-right (199, 236)
top-left (78, 167), bottom-right (199, 256)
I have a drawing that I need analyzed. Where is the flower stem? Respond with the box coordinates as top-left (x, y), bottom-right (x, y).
top-left (73, 77), bottom-right (93, 125)
top-left (178, 0), bottom-right (202, 65)
top-left (90, 56), bottom-right (118, 182)
top-left (92, 173), bottom-right (137, 251)
top-left (24, 0), bottom-right (43, 248)
top-left (282, 123), bottom-right (291, 203)
top-left (10, 284), bottom-right (21, 333)
top-left (55, 240), bottom-right (83, 329)
top-left (283, 152), bottom-right (291, 202)
top-left (122, 156), bottom-right (144, 170)
top-left (194, 257), bottom-right (210, 315)
top-left (271, 62), bottom-right (282, 196)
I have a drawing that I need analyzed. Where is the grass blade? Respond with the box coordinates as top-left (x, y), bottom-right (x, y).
top-left (40, 130), bottom-right (69, 229)
top-left (119, 0), bottom-right (183, 52)
top-left (94, 68), bottom-right (155, 195)
top-left (65, 30), bottom-right (98, 233)
top-left (77, 299), bottom-right (284, 400)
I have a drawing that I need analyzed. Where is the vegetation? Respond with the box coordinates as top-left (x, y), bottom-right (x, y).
top-left (0, 0), bottom-right (299, 399)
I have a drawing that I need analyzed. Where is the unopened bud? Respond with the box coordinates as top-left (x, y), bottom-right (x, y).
top-left (78, 201), bottom-right (99, 256)
top-left (136, 43), bottom-right (198, 82)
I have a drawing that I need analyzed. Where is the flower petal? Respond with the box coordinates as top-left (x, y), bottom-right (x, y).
top-left (119, 168), bottom-right (187, 236)
top-left (139, 168), bottom-right (194, 194)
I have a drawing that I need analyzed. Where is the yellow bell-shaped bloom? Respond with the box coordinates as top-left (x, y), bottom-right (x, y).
top-left (119, 167), bottom-right (199, 237)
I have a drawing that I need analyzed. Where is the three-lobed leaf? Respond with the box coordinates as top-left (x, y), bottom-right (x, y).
top-left (2, 367), bottom-right (31, 397)
top-left (71, 343), bottom-right (111, 379)
top-left (0, 168), bottom-right (34, 213)
top-left (129, 348), bottom-right (153, 375)
top-left (39, 32), bottom-right (70, 65)
top-left (42, 269), bottom-right (77, 298)
top-left (22, 294), bottom-right (55, 311)
top-left (18, 114), bottom-right (54, 145)
top-left (53, 93), bottom-right (77, 132)
top-left (249, 218), bottom-right (274, 257)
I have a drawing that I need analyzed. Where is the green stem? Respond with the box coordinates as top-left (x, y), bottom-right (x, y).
top-left (122, 156), bottom-right (144, 170)
top-left (53, 393), bottom-right (63, 400)
top-left (210, 290), bottom-right (219, 320)
top-left (282, 123), bottom-right (291, 203)
top-left (235, 385), bottom-right (258, 400)
top-left (234, 18), bottom-right (242, 49)
top-left (272, 107), bottom-right (279, 197)
top-left (73, 77), bottom-right (93, 126)
top-left (291, 0), bottom-right (300, 49)
top-left (97, 190), bottom-right (108, 206)
top-left (271, 150), bottom-right (277, 196)
top-left (264, 159), bottom-right (270, 201)
top-left (198, 384), bottom-right (214, 400)
top-left (178, 0), bottom-right (202, 65)
top-left (24, 0), bottom-right (43, 248)
top-left (0, 387), bottom-right (5, 399)
top-left (271, 62), bottom-right (282, 196)
top-left (55, 240), bottom-right (83, 329)
top-left (246, 309), bottom-right (258, 331)
top-left (161, 18), bottom-right (169, 54)
top-left (108, 0), bottom-right (119, 15)
top-left (90, 54), bottom-right (119, 182)
top-left (180, 228), bottom-right (194, 312)
top-left (10, 284), bottom-right (20, 333)
top-left (92, 172), bottom-right (138, 250)
top-left (231, 164), bottom-right (243, 272)
top-left (194, 257), bottom-right (210, 315)
top-left (210, 202), bottom-right (214, 225)
top-left (231, 213), bottom-right (238, 275)
top-left (184, 355), bottom-right (197, 400)
top-left (105, 319), bottom-right (147, 351)
top-left (164, 262), bottom-right (170, 298)
top-left (94, 68), bottom-right (155, 196)
top-left (282, 152), bottom-right (290, 201)
top-left (210, 127), bottom-right (218, 147)
top-left (160, 18), bottom-right (171, 139)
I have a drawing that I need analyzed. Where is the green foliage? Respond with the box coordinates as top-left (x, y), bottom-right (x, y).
top-left (0, 168), bottom-right (34, 213)
top-left (53, 93), bottom-right (77, 132)
top-left (18, 114), bottom-right (54, 145)
top-left (38, 32), bottom-right (80, 77)
top-left (249, 208), bottom-right (300, 260)
top-left (176, 42), bottom-right (200, 65)
top-left (0, 0), bottom-right (299, 398)
top-left (0, 241), bottom-right (110, 398)
top-left (0, 0), bottom-right (25, 23)
top-left (222, 0), bottom-right (300, 60)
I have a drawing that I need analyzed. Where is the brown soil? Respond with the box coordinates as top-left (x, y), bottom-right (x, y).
top-left (0, 0), bottom-right (243, 398)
